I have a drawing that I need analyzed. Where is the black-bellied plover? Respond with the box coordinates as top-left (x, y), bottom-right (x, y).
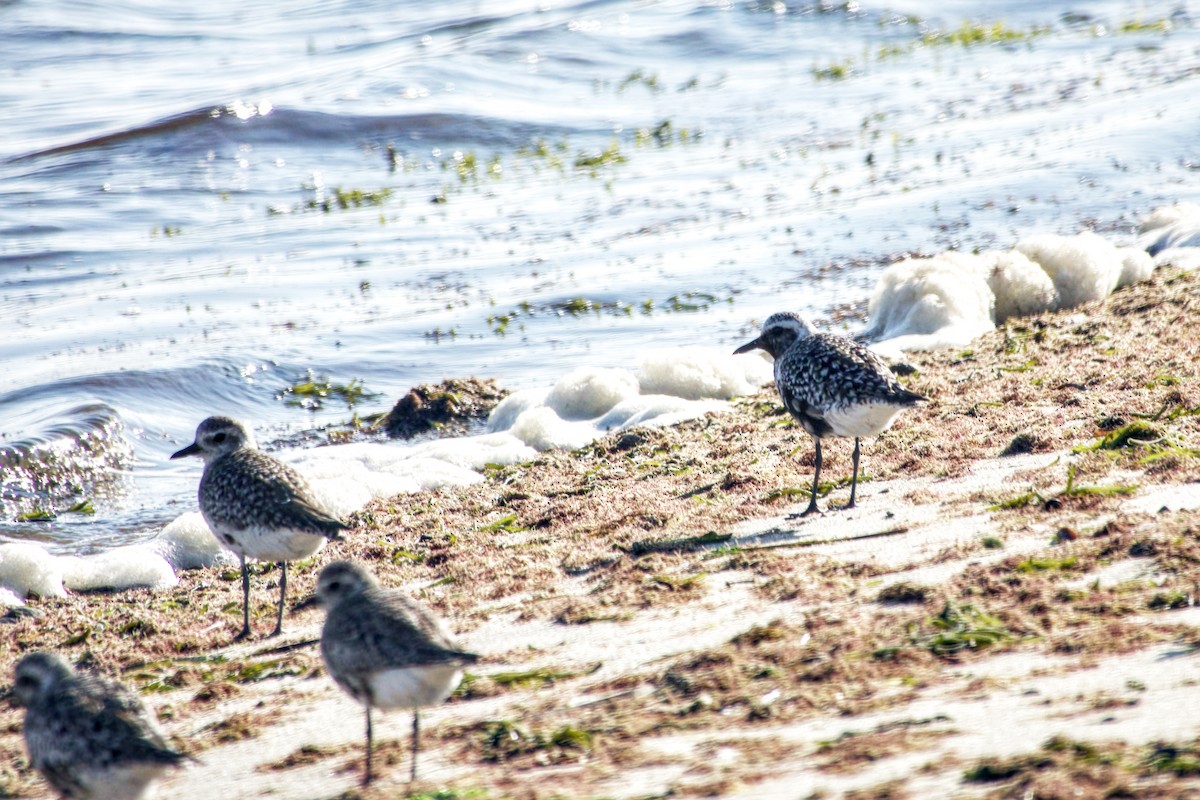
top-left (301, 560), bottom-right (478, 784)
top-left (14, 651), bottom-right (190, 800)
top-left (171, 415), bottom-right (348, 640)
top-left (734, 311), bottom-right (927, 515)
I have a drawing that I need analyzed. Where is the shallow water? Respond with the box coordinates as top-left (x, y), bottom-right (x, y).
top-left (2, 0), bottom-right (1199, 552)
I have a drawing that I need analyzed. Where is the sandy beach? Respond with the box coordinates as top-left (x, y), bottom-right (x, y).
top-left (3, 266), bottom-right (1200, 799)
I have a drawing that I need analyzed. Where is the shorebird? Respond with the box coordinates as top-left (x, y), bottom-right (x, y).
top-left (734, 311), bottom-right (926, 515)
top-left (171, 415), bottom-right (348, 640)
top-left (14, 651), bottom-right (190, 800)
top-left (301, 560), bottom-right (478, 785)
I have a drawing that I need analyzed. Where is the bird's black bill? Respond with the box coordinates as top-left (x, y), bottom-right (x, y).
top-left (170, 442), bottom-right (201, 460)
top-left (293, 594), bottom-right (322, 612)
top-left (733, 337), bottom-right (763, 355)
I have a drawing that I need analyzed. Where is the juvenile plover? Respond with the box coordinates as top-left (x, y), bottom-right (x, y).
top-left (14, 651), bottom-right (190, 799)
top-left (301, 560), bottom-right (478, 784)
top-left (171, 415), bottom-right (348, 640)
top-left (734, 311), bottom-right (926, 515)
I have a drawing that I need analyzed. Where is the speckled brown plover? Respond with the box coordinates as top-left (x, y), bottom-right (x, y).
top-left (171, 415), bottom-right (348, 640)
top-left (734, 311), bottom-right (927, 515)
top-left (14, 651), bottom-right (190, 800)
top-left (302, 560), bottom-right (478, 785)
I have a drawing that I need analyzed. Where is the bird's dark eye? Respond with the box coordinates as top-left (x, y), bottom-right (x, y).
top-left (15, 675), bottom-right (37, 689)
top-left (213, 432), bottom-right (227, 443)
top-left (328, 581), bottom-right (341, 592)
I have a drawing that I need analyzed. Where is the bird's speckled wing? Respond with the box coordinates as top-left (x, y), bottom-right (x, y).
top-left (24, 674), bottom-right (185, 787)
top-left (322, 589), bottom-right (477, 684)
top-left (775, 333), bottom-right (923, 415)
top-left (200, 449), bottom-right (346, 537)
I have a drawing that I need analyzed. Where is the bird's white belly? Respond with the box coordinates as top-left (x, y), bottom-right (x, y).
top-left (78, 763), bottom-right (171, 800)
top-left (212, 525), bottom-right (327, 562)
top-left (824, 401), bottom-right (906, 438)
top-left (368, 665), bottom-right (463, 709)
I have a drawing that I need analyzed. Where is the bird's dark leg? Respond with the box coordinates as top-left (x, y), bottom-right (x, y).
top-left (411, 708), bottom-right (421, 782)
top-left (847, 437), bottom-right (861, 509)
top-left (363, 705), bottom-right (374, 785)
top-left (234, 555), bottom-right (252, 641)
top-left (800, 437), bottom-right (822, 516)
top-left (270, 561), bottom-right (286, 637)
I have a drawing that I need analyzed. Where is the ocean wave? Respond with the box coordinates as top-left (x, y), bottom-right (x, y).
top-left (0, 403), bottom-right (132, 522)
top-left (11, 103), bottom-right (578, 163)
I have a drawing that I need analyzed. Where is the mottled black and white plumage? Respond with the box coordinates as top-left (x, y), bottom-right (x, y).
top-left (735, 311), bottom-right (926, 515)
top-left (303, 560), bottom-right (478, 785)
top-left (171, 415), bottom-right (347, 640)
top-left (14, 651), bottom-right (189, 800)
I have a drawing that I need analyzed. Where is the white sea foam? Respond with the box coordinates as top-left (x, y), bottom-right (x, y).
top-left (637, 347), bottom-right (772, 400)
top-left (597, 395), bottom-right (730, 431)
top-left (60, 547), bottom-right (179, 592)
top-left (976, 249), bottom-right (1059, 324)
top-left (0, 587), bottom-right (22, 607)
top-left (1014, 231), bottom-right (1123, 309)
top-left (508, 406), bottom-right (599, 451)
top-left (861, 254), bottom-right (996, 352)
top-left (0, 543), bottom-right (68, 600)
top-left (492, 350), bottom-right (759, 450)
top-left (545, 367), bottom-right (640, 420)
top-left (866, 206), bottom-right (1184, 352)
top-left (487, 388), bottom-right (550, 432)
top-left (1138, 202), bottom-right (1200, 269)
top-left (1117, 246), bottom-right (1154, 288)
top-left (150, 512), bottom-right (238, 570)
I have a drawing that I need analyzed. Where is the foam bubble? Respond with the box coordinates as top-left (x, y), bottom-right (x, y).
top-left (545, 367), bottom-right (641, 420)
top-left (61, 547), bottom-right (179, 592)
top-left (508, 407), bottom-right (599, 451)
top-left (1139, 202), bottom-right (1200, 266)
top-left (863, 255), bottom-right (996, 350)
top-left (597, 395), bottom-right (729, 431)
top-left (1116, 246), bottom-right (1154, 288)
top-left (637, 347), bottom-right (772, 400)
top-left (1138, 201), bottom-right (1200, 239)
top-left (1154, 247), bottom-right (1200, 270)
top-left (150, 511), bottom-right (236, 570)
top-left (0, 542), bottom-right (67, 600)
top-left (976, 250), bottom-right (1059, 323)
top-left (1015, 231), bottom-right (1122, 309)
top-left (403, 433), bottom-right (537, 472)
top-left (487, 387), bottom-right (548, 432)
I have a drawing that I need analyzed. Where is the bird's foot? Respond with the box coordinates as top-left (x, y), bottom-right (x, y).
top-left (266, 625), bottom-right (284, 639)
top-left (233, 626), bottom-right (253, 642)
top-left (786, 504), bottom-right (822, 520)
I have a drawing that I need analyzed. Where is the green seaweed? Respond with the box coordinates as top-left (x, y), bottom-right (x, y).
top-left (923, 20), bottom-right (1051, 47)
top-left (812, 60), bottom-right (852, 81)
top-left (574, 140), bottom-right (627, 172)
top-left (1015, 556), bottom-right (1079, 574)
top-left (477, 720), bottom-right (595, 762)
top-left (911, 602), bottom-right (1012, 657)
top-left (482, 514), bottom-right (527, 533)
top-left (276, 371), bottom-right (379, 411)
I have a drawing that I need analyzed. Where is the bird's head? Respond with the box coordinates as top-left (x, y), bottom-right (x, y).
top-left (733, 312), bottom-right (816, 359)
top-left (170, 416), bottom-right (255, 463)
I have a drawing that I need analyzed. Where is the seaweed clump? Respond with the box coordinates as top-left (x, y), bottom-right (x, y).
top-left (382, 378), bottom-right (509, 439)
